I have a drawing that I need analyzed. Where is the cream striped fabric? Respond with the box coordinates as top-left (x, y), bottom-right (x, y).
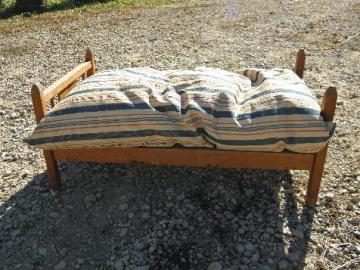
top-left (24, 67), bottom-right (331, 153)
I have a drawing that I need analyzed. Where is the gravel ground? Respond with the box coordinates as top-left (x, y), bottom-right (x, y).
top-left (0, 0), bottom-right (359, 269)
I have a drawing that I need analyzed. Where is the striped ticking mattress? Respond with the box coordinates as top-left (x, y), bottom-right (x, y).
top-left (25, 67), bottom-right (331, 153)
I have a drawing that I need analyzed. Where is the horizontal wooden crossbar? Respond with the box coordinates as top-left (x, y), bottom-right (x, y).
top-left (53, 148), bottom-right (314, 170)
top-left (42, 61), bottom-right (92, 101)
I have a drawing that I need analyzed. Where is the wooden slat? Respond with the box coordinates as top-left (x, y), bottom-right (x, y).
top-left (50, 98), bottom-right (55, 108)
top-left (58, 81), bottom-right (77, 100)
top-left (53, 148), bottom-right (314, 170)
top-left (43, 61), bottom-right (92, 101)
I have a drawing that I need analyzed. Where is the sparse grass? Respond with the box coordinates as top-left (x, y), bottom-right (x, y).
top-left (0, 0), bottom-right (183, 33)
top-left (0, 0), bottom-right (180, 19)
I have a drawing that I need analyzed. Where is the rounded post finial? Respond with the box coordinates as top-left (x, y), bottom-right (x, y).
top-left (321, 86), bottom-right (337, 122)
top-left (85, 48), bottom-right (95, 76)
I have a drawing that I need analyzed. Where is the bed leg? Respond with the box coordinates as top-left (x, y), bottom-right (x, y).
top-left (31, 84), bottom-right (61, 191)
top-left (43, 150), bottom-right (61, 191)
top-left (306, 86), bottom-right (337, 205)
top-left (306, 147), bottom-right (328, 205)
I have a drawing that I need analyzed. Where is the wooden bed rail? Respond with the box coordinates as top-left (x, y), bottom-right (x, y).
top-left (31, 49), bottom-right (95, 122)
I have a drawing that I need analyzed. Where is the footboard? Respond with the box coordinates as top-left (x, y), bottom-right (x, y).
top-left (31, 49), bottom-right (95, 124)
top-left (30, 49), bottom-right (95, 191)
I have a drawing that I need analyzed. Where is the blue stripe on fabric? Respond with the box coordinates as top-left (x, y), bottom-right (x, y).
top-left (25, 128), bottom-right (329, 146)
top-left (67, 85), bottom-right (156, 98)
top-left (37, 116), bottom-right (326, 132)
top-left (202, 132), bottom-right (329, 146)
top-left (25, 129), bottom-right (201, 145)
top-left (46, 102), bottom-right (320, 121)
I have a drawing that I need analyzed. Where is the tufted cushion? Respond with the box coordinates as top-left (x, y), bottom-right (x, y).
top-left (24, 67), bottom-right (331, 153)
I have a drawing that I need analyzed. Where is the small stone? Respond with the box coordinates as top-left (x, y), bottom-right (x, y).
top-left (149, 244), bottom-right (156, 253)
top-left (119, 203), bottom-right (128, 210)
top-left (245, 189), bottom-right (254, 197)
top-left (346, 204), bottom-right (355, 211)
top-left (224, 211), bottom-right (234, 219)
top-left (278, 260), bottom-right (288, 270)
top-left (50, 211), bottom-right (60, 218)
top-left (50, 189), bottom-right (58, 197)
top-left (11, 229), bottom-right (21, 237)
top-left (177, 193), bottom-right (185, 201)
top-left (288, 251), bottom-right (300, 262)
top-left (85, 194), bottom-right (96, 203)
top-left (293, 229), bottom-right (304, 239)
top-left (207, 262), bottom-right (222, 270)
top-left (245, 243), bottom-right (255, 252)
top-left (141, 204), bottom-right (151, 210)
top-left (76, 258), bottom-right (85, 265)
top-left (114, 260), bottom-right (124, 270)
top-left (251, 252), bottom-right (259, 263)
top-left (38, 247), bottom-right (47, 256)
top-left (134, 241), bottom-right (145, 250)
top-left (142, 212), bottom-right (150, 219)
top-left (324, 192), bottom-right (334, 201)
top-left (348, 218), bottom-right (360, 226)
top-left (120, 228), bottom-right (128, 237)
top-left (134, 266), bottom-right (150, 270)
top-left (54, 260), bottom-right (66, 270)
top-left (236, 244), bottom-right (245, 253)
top-left (60, 248), bottom-right (68, 256)
top-left (244, 250), bottom-right (253, 257)
top-left (5, 206), bottom-right (16, 215)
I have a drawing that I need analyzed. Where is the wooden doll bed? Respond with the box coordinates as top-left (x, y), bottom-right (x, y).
top-left (30, 49), bottom-right (337, 205)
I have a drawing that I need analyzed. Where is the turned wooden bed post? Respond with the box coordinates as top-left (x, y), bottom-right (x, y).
top-left (31, 84), bottom-right (61, 191)
top-left (30, 49), bottom-right (95, 191)
top-left (295, 49), bottom-right (305, 79)
top-left (306, 87), bottom-right (337, 205)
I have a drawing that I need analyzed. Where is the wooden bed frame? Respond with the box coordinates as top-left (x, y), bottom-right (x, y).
top-left (30, 49), bottom-right (337, 205)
